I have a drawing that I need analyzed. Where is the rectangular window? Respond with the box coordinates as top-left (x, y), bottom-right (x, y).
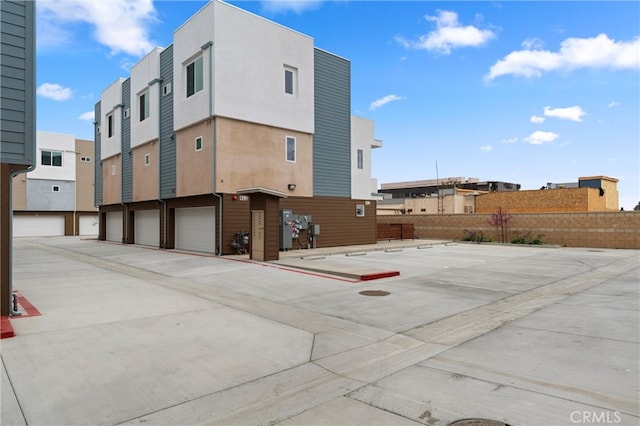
top-left (42, 150), bottom-right (63, 167)
top-left (286, 136), bottom-right (296, 162)
top-left (111, 165), bottom-right (116, 176)
top-left (80, 156), bottom-right (92, 163)
top-left (195, 136), bottom-right (203, 151)
top-left (139, 91), bottom-right (149, 121)
top-left (186, 56), bottom-right (203, 97)
top-left (144, 154), bottom-right (151, 166)
top-left (356, 204), bottom-right (365, 217)
top-left (52, 185), bottom-right (60, 192)
top-left (357, 149), bottom-right (364, 169)
top-left (123, 108), bottom-right (130, 119)
top-left (163, 82), bottom-right (172, 96)
top-left (107, 113), bottom-right (114, 137)
top-left (284, 66), bottom-right (296, 95)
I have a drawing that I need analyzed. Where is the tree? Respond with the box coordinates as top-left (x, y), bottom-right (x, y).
top-left (634, 202), bottom-right (640, 211)
top-left (488, 207), bottom-right (512, 243)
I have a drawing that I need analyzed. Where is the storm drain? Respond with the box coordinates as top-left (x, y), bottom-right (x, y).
top-left (449, 419), bottom-right (510, 426)
top-left (359, 290), bottom-right (390, 297)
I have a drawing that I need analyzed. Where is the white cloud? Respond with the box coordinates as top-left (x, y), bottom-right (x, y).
top-left (78, 111), bottom-right (95, 121)
top-left (37, 83), bottom-right (72, 101)
top-left (480, 145), bottom-right (493, 152)
top-left (37, 0), bottom-right (157, 57)
top-left (486, 34), bottom-right (640, 80)
top-left (524, 130), bottom-right (559, 145)
top-left (521, 38), bottom-right (544, 50)
top-left (261, 0), bottom-right (323, 14)
top-left (369, 94), bottom-right (404, 111)
top-left (544, 106), bottom-right (586, 122)
top-left (608, 101), bottom-right (620, 108)
top-left (530, 115), bottom-right (545, 124)
top-left (396, 10), bottom-right (495, 55)
top-left (502, 137), bottom-right (518, 144)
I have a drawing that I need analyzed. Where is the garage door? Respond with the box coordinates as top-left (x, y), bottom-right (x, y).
top-left (79, 215), bottom-right (99, 235)
top-left (175, 206), bottom-right (215, 253)
top-left (135, 210), bottom-right (159, 247)
top-left (106, 211), bottom-right (123, 242)
top-left (13, 215), bottom-right (65, 237)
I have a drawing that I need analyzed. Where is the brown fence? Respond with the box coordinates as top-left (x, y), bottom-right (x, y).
top-left (377, 212), bottom-right (640, 249)
top-left (377, 223), bottom-right (415, 241)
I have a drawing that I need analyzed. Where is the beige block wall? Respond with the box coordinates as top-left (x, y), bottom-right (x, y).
top-left (11, 174), bottom-right (27, 210)
top-left (132, 140), bottom-right (159, 201)
top-left (176, 121), bottom-right (213, 197)
top-left (102, 155), bottom-right (121, 205)
top-left (75, 139), bottom-right (97, 211)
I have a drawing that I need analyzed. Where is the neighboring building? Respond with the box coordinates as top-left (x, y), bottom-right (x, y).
top-left (377, 188), bottom-right (478, 215)
top-left (95, 0), bottom-right (381, 255)
top-left (1, 0), bottom-right (36, 316)
top-left (379, 177), bottom-right (520, 199)
top-left (12, 131), bottom-right (98, 236)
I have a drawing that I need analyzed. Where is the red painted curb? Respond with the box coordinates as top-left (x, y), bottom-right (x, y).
top-left (1, 316), bottom-right (15, 339)
top-left (359, 271), bottom-right (400, 281)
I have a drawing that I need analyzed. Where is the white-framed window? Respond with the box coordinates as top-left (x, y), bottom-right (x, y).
top-left (144, 153), bottom-right (151, 166)
top-left (107, 113), bottom-right (114, 137)
top-left (284, 66), bottom-right (297, 96)
top-left (80, 156), bottom-right (92, 163)
top-left (195, 136), bottom-right (203, 151)
top-left (42, 150), bottom-right (63, 167)
top-left (356, 204), bottom-right (365, 217)
top-left (163, 82), bottom-right (172, 96)
top-left (357, 149), bottom-right (364, 169)
top-left (52, 185), bottom-right (60, 192)
top-left (286, 136), bottom-right (296, 162)
top-left (186, 56), bottom-right (203, 98)
top-left (96, 126), bottom-right (101, 135)
top-left (139, 90), bottom-right (149, 121)
top-left (111, 165), bottom-right (116, 176)
top-left (123, 108), bottom-right (130, 119)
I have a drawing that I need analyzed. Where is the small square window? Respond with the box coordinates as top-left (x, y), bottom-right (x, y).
top-left (111, 165), bottom-right (116, 175)
top-left (81, 156), bottom-right (92, 163)
top-left (52, 185), bottom-right (60, 192)
top-left (163, 82), bottom-right (172, 96)
top-left (195, 136), bottom-right (203, 151)
top-left (356, 204), bottom-right (365, 217)
top-left (144, 154), bottom-right (151, 166)
top-left (286, 136), bottom-right (296, 162)
top-left (124, 108), bottom-right (130, 119)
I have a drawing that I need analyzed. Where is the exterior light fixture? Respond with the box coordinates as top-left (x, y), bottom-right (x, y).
top-left (288, 184), bottom-right (296, 191)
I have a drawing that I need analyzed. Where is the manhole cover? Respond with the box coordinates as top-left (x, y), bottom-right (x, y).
top-left (359, 290), bottom-right (390, 296)
top-left (449, 419), bottom-right (510, 426)
top-left (587, 249), bottom-right (603, 252)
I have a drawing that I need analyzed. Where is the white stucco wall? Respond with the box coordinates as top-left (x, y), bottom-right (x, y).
top-left (100, 78), bottom-right (125, 160)
top-left (130, 48), bottom-right (162, 148)
top-left (28, 131), bottom-right (76, 181)
top-left (173, 0), bottom-right (314, 133)
top-left (351, 116), bottom-right (382, 200)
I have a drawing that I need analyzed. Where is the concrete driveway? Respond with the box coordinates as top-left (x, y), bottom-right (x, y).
top-left (1, 237), bottom-right (638, 425)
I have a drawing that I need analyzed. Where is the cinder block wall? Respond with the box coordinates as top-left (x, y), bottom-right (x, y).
top-left (377, 212), bottom-right (640, 249)
top-left (476, 187), bottom-right (610, 213)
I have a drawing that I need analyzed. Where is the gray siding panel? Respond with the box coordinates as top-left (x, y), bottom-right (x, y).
top-left (26, 180), bottom-right (75, 211)
top-left (95, 102), bottom-right (103, 206)
top-left (313, 49), bottom-right (351, 197)
top-left (159, 45), bottom-right (176, 199)
top-left (121, 79), bottom-right (133, 203)
top-left (0, 0), bottom-right (35, 166)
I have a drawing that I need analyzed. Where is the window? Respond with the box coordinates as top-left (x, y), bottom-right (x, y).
top-left (139, 91), bottom-right (149, 121)
top-left (357, 149), bottom-right (364, 169)
top-left (123, 108), bottom-right (130, 119)
top-left (144, 154), bottom-right (151, 166)
top-left (111, 165), bottom-right (116, 176)
top-left (42, 150), bottom-right (63, 167)
top-left (286, 136), bottom-right (296, 162)
top-left (163, 82), bottom-right (172, 96)
top-left (195, 136), bottom-right (203, 151)
top-left (284, 66), bottom-right (296, 95)
top-left (356, 204), bottom-right (365, 217)
top-left (107, 113), bottom-right (114, 137)
top-left (186, 56), bottom-right (203, 97)
top-left (81, 156), bottom-right (92, 163)
top-left (52, 185), bottom-right (60, 192)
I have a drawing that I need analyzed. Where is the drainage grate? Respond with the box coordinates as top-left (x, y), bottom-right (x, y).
top-left (359, 290), bottom-right (390, 296)
top-left (449, 419), bottom-right (510, 426)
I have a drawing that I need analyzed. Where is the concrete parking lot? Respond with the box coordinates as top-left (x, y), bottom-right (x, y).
top-left (1, 237), bottom-right (638, 425)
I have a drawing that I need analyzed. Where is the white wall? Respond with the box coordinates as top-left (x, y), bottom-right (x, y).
top-left (130, 48), bottom-right (162, 148)
top-left (173, 0), bottom-right (314, 133)
top-left (28, 131), bottom-right (76, 181)
top-left (100, 78), bottom-right (125, 160)
top-left (351, 116), bottom-right (382, 200)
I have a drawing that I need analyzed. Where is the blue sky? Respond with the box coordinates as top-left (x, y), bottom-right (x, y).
top-left (35, 1), bottom-right (639, 209)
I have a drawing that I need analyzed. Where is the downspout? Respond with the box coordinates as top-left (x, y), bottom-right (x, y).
top-left (149, 77), bottom-right (167, 249)
top-left (202, 40), bottom-right (222, 255)
top-left (9, 164), bottom-right (36, 316)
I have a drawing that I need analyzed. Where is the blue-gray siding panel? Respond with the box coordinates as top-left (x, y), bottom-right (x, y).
top-left (0, 0), bottom-right (35, 166)
top-left (159, 45), bottom-right (176, 199)
top-left (27, 180), bottom-right (75, 211)
top-left (95, 102), bottom-right (103, 206)
top-left (313, 49), bottom-right (351, 197)
top-left (121, 79), bottom-right (133, 203)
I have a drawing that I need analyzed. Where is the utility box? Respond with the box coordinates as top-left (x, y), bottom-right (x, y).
top-left (312, 224), bottom-right (320, 235)
top-left (280, 209), bottom-right (293, 250)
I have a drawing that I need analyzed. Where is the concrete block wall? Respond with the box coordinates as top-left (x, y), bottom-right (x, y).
top-left (476, 187), bottom-right (610, 213)
top-left (377, 212), bottom-right (640, 249)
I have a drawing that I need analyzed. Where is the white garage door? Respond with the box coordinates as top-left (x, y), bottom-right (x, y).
top-left (106, 211), bottom-right (123, 242)
top-left (175, 206), bottom-right (215, 253)
top-left (79, 215), bottom-right (99, 236)
top-left (135, 210), bottom-right (159, 247)
top-left (13, 215), bottom-right (65, 237)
